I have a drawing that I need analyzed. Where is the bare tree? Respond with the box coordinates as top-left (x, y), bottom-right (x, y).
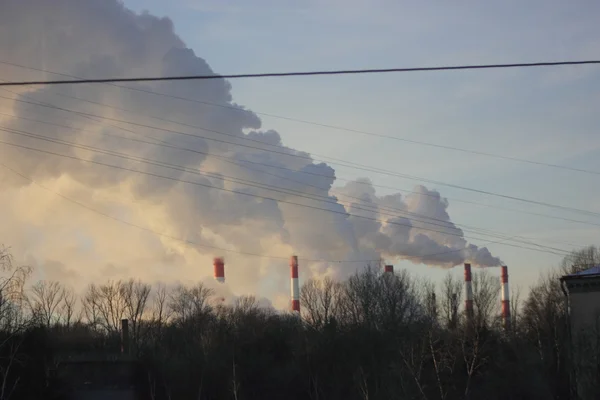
top-left (471, 269), bottom-right (500, 330)
top-left (354, 366), bottom-right (370, 400)
top-left (398, 333), bottom-right (429, 400)
top-left (233, 295), bottom-right (259, 314)
top-left (427, 326), bottom-right (457, 400)
top-left (341, 267), bottom-right (380, 327)
top-left (150, 283), bottom-right (170, 327)
top-left (82, 281), bottom-right (128, 333)
top-left (510, 284), bottom-right (521, 333)
top-left (440, 273), bottom-right (462, 330)
top-left (81, 283), bottom-right (100, 330)
top-left (26, 281), bottom-right (65, 328)
top-left (301, 277), bottom-right (340, 329)
top-left (121, 279), bottom-right (151, 345)
top-left (560, 245), bottom-right (600, 274)
top-left (168, 283), bottom-right (214, 324)
top-left (59, 287), bottom-right (77, 328)
top-left (522, 266), bottom-right (570, 394)
top-left (0, 246), bottom-right (32, 333)
top-left (0, 336), bottom-right (25, 400)
top-left (570, 311), bottom-right (600, 400)
top-left (143, 283), bottom-right (173, 399)
top-left (417, 277), bottom-right (438, 322)
top-left (378, 269), bottom-right (419, 328)
top-left (231, 350), bottom-right (241, 400)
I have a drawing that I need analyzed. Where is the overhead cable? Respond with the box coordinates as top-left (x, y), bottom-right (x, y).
top-left (1, 60), bottom-right (599, 86)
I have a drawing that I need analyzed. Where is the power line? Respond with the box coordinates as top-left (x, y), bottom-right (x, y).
top-left (2, 110), bottom-right (591, 252)
top-left (0, 90), bottom-right (541, 228)
top-left (1, 60), bottom-right (600, 87)
top-left (0, 115), bottom-right (457, 229)
top-left (1, 153), bottom-right (585, 266)
top-left (0, 161), bottom-right (291, 262)
top-left (0, 160), bottom-right (528, 265)
top-left (3, 92), bottom-right (599, 219)
top-left (2, 109), bottom-right (597, 234)
top-left (1, 112), bottom-right (583, 250)
top-left (3, 60), bottom-right (597, 177)
top-left (0, 136), bottom-right (571, 257)
top-left (2, 123), bottom-right (574, 253)
top-left (0, 131), bottom-right (508, 245)
top-left (0, 84), bottom-right (594, 250)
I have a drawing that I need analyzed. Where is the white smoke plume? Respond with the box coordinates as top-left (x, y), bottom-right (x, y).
top-left (0, 0), bottom-right (501, 307)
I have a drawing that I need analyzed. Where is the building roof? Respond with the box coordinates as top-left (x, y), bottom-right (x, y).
top-left (562, 265), bottom-right (600, 280)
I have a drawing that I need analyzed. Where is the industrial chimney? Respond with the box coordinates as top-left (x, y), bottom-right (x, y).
top-left (384, 264), bottom-right (394, 274)
top-left (290, 255), bottom-right (300, 313)
top-left (501, 265), bottom-right (511, 330)
top-left (464, 263), bottom-right (474, 321)
top-left (214, 257), bottom-right (225, 283)
top-left (121, 318), bottom-right (129, 355)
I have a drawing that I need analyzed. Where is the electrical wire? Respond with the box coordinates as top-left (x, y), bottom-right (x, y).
top-left (2, 108), bottom-right (597, 234)
top-left (0, 111), bottom-right (588, 251)
top-left (0, 160), bottom-right (532, 265)
top-left (0, 135), bottom-right (571, 257)
top-left (0, 76), bottom-right (593, 249)
top-left (2, 90), bottom-right (599, 242)
top-left (0, 122), bottom-right (578, 253)
top-left (4, 62), bottom-right (598, 262)
top-left (2, 123), bottom-right (574, 253)
top-left (1, 60), bottom-right (599, 87)
top-left (3, 59), bottom-right (598, 177)
top-left (3, 92), bottom-right (599, 219)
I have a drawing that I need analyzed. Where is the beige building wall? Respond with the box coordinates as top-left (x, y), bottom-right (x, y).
top-left (563, 275), bottom-right (600, 400)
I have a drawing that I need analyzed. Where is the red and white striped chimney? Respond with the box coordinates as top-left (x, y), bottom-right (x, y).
top-left (501, 265), bottom-right (511, 329)
top-left (290, 255), bottom-right (300, 313)
top-left (213, 257), bottom-right (225, 283)
top-left (464, 263), bottom-right (474, 320)
top-left (384, 264), bottom-right (394, 274)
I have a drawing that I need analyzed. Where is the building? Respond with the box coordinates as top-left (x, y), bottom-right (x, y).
top-left (560, 266), bottom-right (600, 400)
top-left (55, 353), bottom-right (138, 400)
top-left (52, 319), bottom-right (142, 399)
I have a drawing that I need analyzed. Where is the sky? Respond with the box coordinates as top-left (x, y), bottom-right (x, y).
top-left (1, 0), bottom-right (600, 308)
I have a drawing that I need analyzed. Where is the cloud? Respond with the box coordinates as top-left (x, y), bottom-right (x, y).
top-left (0, 0), bottom-right (502, 308)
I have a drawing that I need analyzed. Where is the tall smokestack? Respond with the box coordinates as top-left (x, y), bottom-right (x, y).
top-left (464, 263), bottom-right (474, 321)
top-left (384, 264), bottom-right (394, 274)
top-left (121, 318), bottom-right (129, 355)
top-left (290, 255), bottom-right (300, 313)
top-left (214, 257), bottom-right (225, 283)
top-left (501, 265), bottom-right (511, 330)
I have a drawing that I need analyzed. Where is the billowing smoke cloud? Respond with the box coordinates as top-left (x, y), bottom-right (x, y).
top-left (335, 180), bottom-right (501, 268)
top-left (0, 0), bottom-right (501, 305)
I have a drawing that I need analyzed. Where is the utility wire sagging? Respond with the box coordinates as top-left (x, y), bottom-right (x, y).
top-left (1, 60), bottom-right (599, 87)
top-left (1, 90), bottom-right (597, 220)
top-left (3, 60), bottom-right (600, 177)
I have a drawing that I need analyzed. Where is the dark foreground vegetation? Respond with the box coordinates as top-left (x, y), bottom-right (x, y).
top-left (0, 245), bottom-right (599, 399)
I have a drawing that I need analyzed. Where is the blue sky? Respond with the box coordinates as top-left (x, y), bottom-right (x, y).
top-left (98, 1), bottom-right (600, 287)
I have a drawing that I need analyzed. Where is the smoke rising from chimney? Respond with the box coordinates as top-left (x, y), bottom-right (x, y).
top-left (0, 0), bottom-right (502, 305)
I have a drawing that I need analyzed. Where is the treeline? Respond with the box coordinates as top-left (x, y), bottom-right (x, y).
top-left (0, 245), bottom-right (599, 399)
